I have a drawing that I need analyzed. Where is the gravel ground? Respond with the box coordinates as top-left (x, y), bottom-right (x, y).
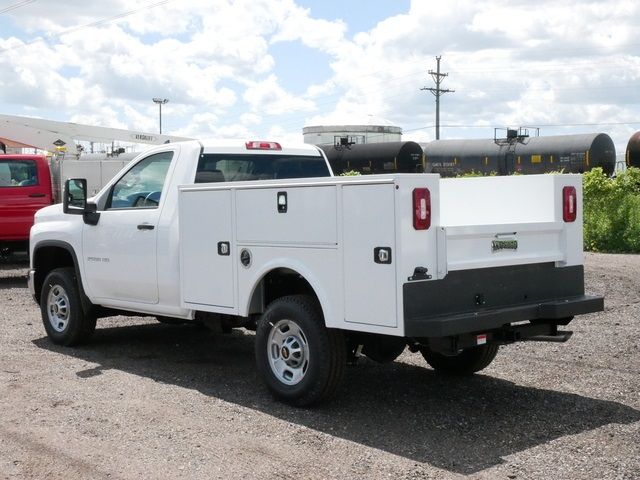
top-left (0, 253), bottom-right (638, 480)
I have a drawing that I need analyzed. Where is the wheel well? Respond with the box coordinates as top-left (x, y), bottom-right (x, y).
top-left (251, 268), bottom-right (318, 313)
top-left (33, 246), bottom-right (75, 302)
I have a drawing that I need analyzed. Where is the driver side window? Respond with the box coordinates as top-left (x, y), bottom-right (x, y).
top-left (108, 151), bottom-right (173, 209)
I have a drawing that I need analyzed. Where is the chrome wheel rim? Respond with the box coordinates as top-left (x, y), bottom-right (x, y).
top-left (267, 319), bottom-right (309, 385)
top-left (47, 284), bottom-right (70, 333)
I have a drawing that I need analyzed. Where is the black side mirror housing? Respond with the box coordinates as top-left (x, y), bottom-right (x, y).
top-left (83, 202), bottom-right (100, 226)
top-left (63, 178), bottom-right (87, 214)
top-left (63, 178), bottom-right (100, 225)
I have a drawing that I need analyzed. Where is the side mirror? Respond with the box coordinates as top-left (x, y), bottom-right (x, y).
top-left (63, 178), bottom-right (87, 214)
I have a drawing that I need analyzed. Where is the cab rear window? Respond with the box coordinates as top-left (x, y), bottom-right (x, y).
top-left (195, 154), bottom-right (330, 183)
top-left (0, 160), bottom-right (38, 187)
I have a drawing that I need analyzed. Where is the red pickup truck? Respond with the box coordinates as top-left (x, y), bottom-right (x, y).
top-left (0, 154), bottom-right (53, 257)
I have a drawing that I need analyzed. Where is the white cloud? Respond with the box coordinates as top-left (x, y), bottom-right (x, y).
top-left (270, 2), bottom-right (347, 55)
top-left (240, 113), bottom-right (262, 125)
top-left (0, 0), bottom-right (639, 156)
top-left (265, 124), bottom-right (304, 145)
top-left (243, 74), bottom-right (314, 115)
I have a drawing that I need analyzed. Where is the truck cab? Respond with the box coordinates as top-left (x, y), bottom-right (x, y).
top-left (29, 140), bottom-right (332, 313)
top-left (0, 154), bottom-right (53, 256)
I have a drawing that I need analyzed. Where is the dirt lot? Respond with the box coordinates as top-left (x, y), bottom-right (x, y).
top-left (1, 253), bottom-right (638, 480)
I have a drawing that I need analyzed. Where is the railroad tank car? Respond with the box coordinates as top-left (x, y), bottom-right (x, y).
top-left (422, 133), bottom-right (616, 177)
top-left (627, 131), bottom-right (640, 168)
top-left (317, 141), bottom-right (424, 175)
top-left (420, 139), bottom-right (509, 176)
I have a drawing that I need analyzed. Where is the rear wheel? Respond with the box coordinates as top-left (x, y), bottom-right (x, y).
top-left (40, 267), bottom-right (96, 346)
top-left (255, 295), bottom-right (346, 406)
top-left (420, 344), bottom-right (499, 375)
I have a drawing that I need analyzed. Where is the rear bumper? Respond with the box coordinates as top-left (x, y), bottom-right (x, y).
top-left (403, 263), bottom-right (604, 338)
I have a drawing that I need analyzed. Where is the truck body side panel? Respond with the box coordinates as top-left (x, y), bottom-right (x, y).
top-left (236, 247), bottom-right (344, 330)
top-left (180, 177), bottom-right (410, 335)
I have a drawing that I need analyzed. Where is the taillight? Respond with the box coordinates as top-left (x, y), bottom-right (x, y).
top-left (563, 186), bottom-right (577, 222)
top-left (413, 188), bottom-right (431, 230)
top-left (245, 141), bottom-right (282, 150)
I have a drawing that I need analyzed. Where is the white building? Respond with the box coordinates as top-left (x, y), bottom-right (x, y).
top-left (303, 115), bottom-right (402, 145)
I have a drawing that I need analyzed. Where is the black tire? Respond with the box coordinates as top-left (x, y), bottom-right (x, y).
top-left (40, 267), bottom-right (96, 346)
top-left (420, 344), bottom-right (499, 375)
top-left (255, 295), bottom-right (346, 406)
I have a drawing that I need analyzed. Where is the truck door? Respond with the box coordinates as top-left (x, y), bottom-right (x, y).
top-left (0, 157), bottom-right (52, 243)
top-left (82, 150), bottom-right (175, 304)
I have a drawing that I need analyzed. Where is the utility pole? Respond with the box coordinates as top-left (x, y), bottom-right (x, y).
top-left (421, 56), bottom-right (454, 140)
top-left (152, 98), bottom-right (169, 134)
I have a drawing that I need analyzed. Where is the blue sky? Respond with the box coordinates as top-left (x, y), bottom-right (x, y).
top-left (295, 0), bottom-right (410, 34)
top-left (0, 0), bottom-right (639, 157)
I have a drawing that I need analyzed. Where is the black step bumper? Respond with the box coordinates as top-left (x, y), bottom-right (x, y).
top-left (403, 263), bottom-right (604, 338)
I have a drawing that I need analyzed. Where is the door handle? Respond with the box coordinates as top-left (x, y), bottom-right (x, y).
top-left (29, 193), bottom-right (46, 198)
top-left (137, 224), bottom-right (155, 230)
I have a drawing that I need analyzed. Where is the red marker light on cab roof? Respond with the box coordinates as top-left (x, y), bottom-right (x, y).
top-left (563, 186), bottom-right (577, 222)
top-left (413, 188), bottom-right (431, 230)
top-left (245, 141), bottom-right (282, 151)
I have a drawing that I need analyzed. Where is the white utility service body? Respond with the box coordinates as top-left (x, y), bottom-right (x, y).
top-left (178, 172), bottom-right (583, 337)
top-left (28, 139), bottom-right (603, 405)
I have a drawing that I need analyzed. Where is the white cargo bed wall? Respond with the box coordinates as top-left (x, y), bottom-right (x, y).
top-left (438, 174), bottom-right (583, 271)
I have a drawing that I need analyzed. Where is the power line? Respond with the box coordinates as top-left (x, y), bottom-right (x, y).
top-left (0, 0), bottom-right (173, 53)
top-left (0, 0), bottom-right (36, 15)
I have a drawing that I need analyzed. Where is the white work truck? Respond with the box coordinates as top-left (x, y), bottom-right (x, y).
top-left (29, 139), bottom-right (603, 405)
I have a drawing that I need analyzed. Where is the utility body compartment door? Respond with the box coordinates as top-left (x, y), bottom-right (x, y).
top-left (343, 183), bottom-right (397, 327)
top-left (236, 186), bottom-right (337, 245)
top-left (180, 189), bottom-right (235, 310)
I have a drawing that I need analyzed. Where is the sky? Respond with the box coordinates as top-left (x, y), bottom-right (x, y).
top-left (0, 0), bottom-right (639, 159)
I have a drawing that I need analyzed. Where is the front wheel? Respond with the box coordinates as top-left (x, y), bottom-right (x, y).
top-left (420, 344), bottom-right (499, 375)
top-left (255, 295), bottom-right (346, 406)
top-left (40, 267), bottom-right (96, 346)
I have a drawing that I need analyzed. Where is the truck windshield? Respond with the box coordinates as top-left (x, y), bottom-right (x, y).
top-left (0, 159), bottom-right (38, 187)
top-left (195, 154), bottom-right (330, 183)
